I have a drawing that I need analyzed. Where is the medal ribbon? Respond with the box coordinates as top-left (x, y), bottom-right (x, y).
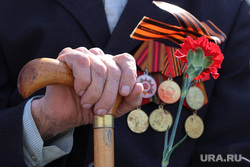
top-left (134, 41), bottom-right (185, 78)
top-left (130, 2), bottom-right (226, 45)
top-left (162, 46), bottom-right (184, 78)
top-left (134, 40), bottom-right (165, 73)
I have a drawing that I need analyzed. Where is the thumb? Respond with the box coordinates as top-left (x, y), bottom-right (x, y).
top-left (115, 83), bottom-right (143, 118)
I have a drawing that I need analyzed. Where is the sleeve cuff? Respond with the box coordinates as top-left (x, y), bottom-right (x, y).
top-left (22, 96), bottom-right (74, 167)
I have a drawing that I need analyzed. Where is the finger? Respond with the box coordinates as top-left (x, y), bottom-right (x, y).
top-left (93, 56), bottom-right (121, 116)
top-left (115, 82), bottom-right (143, 118)
top-left (112, 53), bottom-right (137, 96)
top-left (58, 47), bottom-right (73, 56)
top-left (57, 48), bottom-right (91, 96)
top-left (79, 53), bottom-right (108, 112)
top-left (89, 47), bottom-right (105, 56)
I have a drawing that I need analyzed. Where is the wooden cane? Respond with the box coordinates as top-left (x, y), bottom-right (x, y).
top-left (18, 58), bottom-right (123, 167)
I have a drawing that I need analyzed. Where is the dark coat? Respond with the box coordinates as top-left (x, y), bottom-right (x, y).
top-left (0, 0), bottom-right (249, 166)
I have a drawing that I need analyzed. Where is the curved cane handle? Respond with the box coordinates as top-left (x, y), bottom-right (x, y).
top-left (18, 58), bottom-right (74, 98)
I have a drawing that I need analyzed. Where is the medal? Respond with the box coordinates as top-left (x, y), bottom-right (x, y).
top-left (127, 108), bottom-right (149, 134)
top-left (184, 113), bottom-right (204, 139)
top-left (149, 105), bottom-right (173, 132)
top-left (185, 85), bottom-right (205, 139)
top-left (136, 68), bottom-right (157, 98)
top-left (158, 77), bottom-right (181, 104)
top-left (185, 86), bottom-right (205, 110)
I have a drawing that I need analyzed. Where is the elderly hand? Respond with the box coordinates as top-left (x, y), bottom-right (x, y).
top-left (31, 47), bottom-right (143, 140)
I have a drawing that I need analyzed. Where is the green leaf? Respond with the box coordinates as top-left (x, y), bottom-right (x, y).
top-left (162, 133), bottom-right (188, 167)
top-left (188, 66), bottom-right (203, 79)
top-left (193, 47), bottom-right (204, 65)
top-left (203, 55), bottom-right (213, 60)
top-left (186, 49), bottom-right (194, 66)
top-left (167, 133), bottom-right (188, 158)
top-left (186, 64), bottom-right (196, 74)
top-left (202, 59), bottom-right (213, 69)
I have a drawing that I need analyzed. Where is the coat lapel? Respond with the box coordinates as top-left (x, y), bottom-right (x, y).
top-left (104, 0), bottom-right (171, 55)
top-left (56, 0), bottom-right (110, 48)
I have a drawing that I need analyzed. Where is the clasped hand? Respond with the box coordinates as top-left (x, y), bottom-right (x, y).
top-left (31, 47), bottom-right (143, 140)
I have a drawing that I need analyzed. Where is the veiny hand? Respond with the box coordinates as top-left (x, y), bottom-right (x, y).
top-left (31, 47), bottom-right (143, 140)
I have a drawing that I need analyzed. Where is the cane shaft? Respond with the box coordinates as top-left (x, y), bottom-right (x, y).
top-left (94, 128), bottom-right (114, 167)
top-left (93, 115), bottom-right (114, 167)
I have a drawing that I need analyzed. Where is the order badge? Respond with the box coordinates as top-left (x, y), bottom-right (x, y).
top-left (136, 74), bottom-right (157, 98)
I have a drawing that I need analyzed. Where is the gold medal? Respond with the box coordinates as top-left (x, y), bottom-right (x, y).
top-left (158, 77), bottom-right (181, 104)
top-left (149, 105), bottom-right (173, 132)
top-left (127, 108), bottom-right (149, 133)
top-left (186, 86), bottom-right (205, 110)
top-left (185, 114), bottom-right (204, 139)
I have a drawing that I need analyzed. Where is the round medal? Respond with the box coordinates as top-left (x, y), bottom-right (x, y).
top-left (149, 106), bottom-right (173, 132)
top-left (186, 86), bottom-right (205, 110)
top-left (184, 114), bottom-right (204, 139)
top-left (158, 80), bottom-right (181, 104)
top-left (136, 74), bottom-right (157, 98)
top-left (127, 108), bottom-right (149, 134)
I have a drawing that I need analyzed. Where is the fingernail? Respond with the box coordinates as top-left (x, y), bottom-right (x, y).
top-left (121, 85), bottom-right (130, 96)
top-left (82, 104), bottom-right (92, 109)
top-left (79, 90), bottom-right (85, 96)
top-left (96, 109), bottom-right (107, 116)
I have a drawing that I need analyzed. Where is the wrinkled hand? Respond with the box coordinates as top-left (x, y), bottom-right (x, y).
top-left (31, 47), bottom-right (143, 140)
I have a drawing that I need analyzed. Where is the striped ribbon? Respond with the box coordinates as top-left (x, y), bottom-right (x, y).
top-left (134, 40), bottom-right (165, 73)
top-left (134, 40), bottom-right (185, 78)
top-left (201, 20), bottom-right (226, 43)
top-left (162, 46), bottom-right (184, 78)
top-left (130, 1), bottom-right (226, 45)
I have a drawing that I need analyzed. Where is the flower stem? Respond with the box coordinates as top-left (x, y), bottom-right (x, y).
top-left (168, 76), bottom-right (191, 150)
top-left (161, 76), bottom-right (193, 167)
top-left (167, 95), bottom-right (185, 149)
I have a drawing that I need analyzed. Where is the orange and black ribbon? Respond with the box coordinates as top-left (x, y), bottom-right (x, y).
top-left (201, 20), bottom-right (227, 44)
top-left (130, 1), bottom-right (226, 45)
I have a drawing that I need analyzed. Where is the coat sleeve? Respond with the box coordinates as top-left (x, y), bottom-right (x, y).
top-left (0, 44), bottom-right (27, 166)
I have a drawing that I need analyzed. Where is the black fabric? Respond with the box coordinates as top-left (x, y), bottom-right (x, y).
top-left (0, 0), bottom-right (249, 166)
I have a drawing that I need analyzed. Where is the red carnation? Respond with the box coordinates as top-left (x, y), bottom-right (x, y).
top-left (175, 36), bottom-right (224, 80)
